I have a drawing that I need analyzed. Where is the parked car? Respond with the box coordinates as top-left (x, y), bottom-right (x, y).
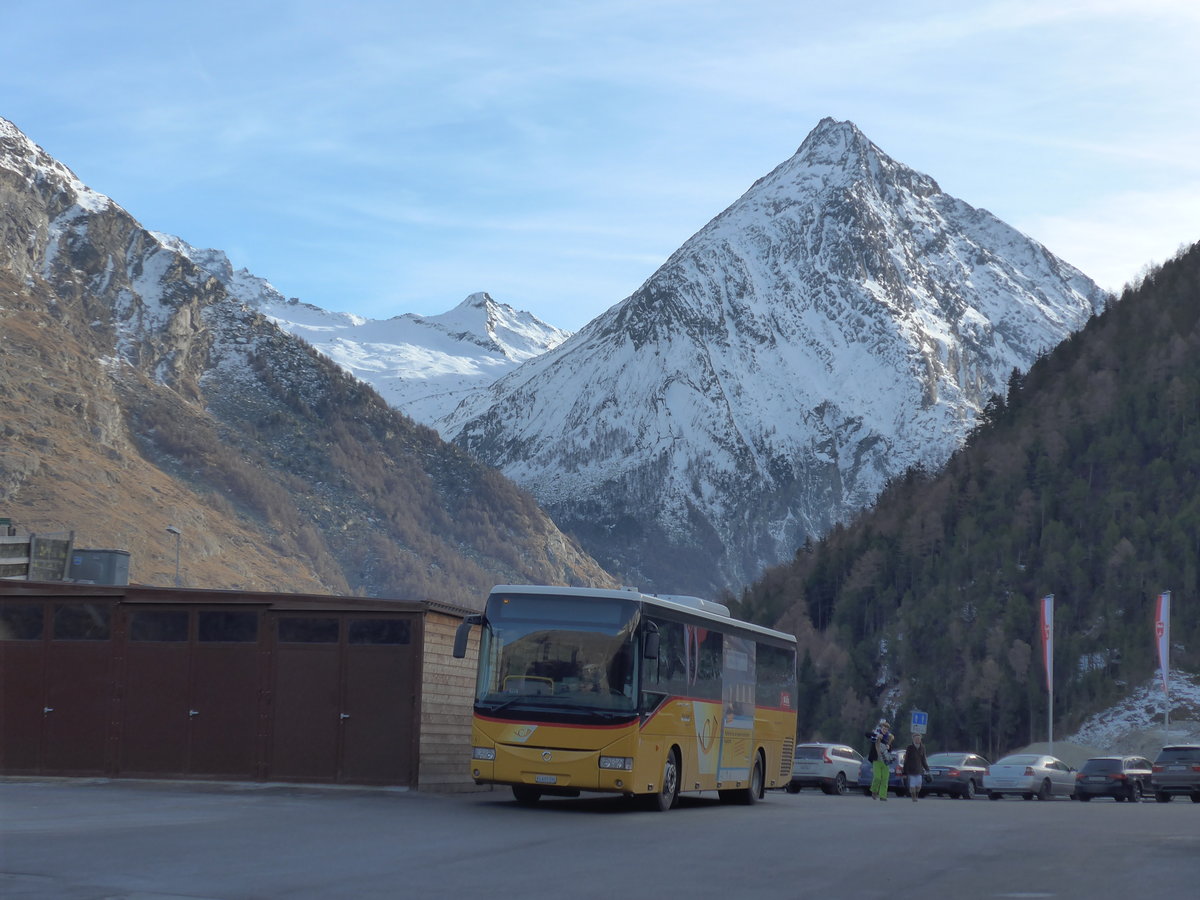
top-left (1074, 756), bottom-right (1153, 802)
top-left (983, 754), bottom-right (1076, 800)
top-left (857, 749), bottom-right (914, 797)
top-left (1150, 744), bottom-right (1200, 802)
top-left (787, 742), bottom-right (864, 795)
top-left (925, 752), bottom-right (990, 799)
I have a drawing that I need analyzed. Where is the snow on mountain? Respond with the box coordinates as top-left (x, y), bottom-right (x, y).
top-left (438, 118), bottom-right (1110, 596)
top-left (154, 233), bottom-right (570, 424)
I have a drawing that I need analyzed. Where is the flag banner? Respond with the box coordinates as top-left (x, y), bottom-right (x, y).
top-left (1040, 595), bottom-right (1054, 694)
top-left (1155, 591), bottom-right (1171, 695)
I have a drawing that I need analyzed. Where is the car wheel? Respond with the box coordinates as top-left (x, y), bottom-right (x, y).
top-left (786, 782), bottom-right (801, 794)
top-left (834, 772), bottom-right (848, 795)
top-left (1077, 793), bottom-right (1090, 801)
top-left (988, 791), bottom-right (1002, 800)
top-left (863, 787), bottom-right (873, 797)
top-left (650, 748), bottom-right (680, 811)
top-left (965, 779), bottom-right (977, 800)
top-left (512, 785), bottom-right (542, 806)
top-left (1155, 791), bottom-right (1172, 803)
top-left (1036, 780), bottom-right (1052, 801)
top-left (1128, 781), bottom-right (1141, 802)
top-left (1022, 792), bottom-right (1034, 801)
top-left (1190, 793), bottom-right (1200, 804)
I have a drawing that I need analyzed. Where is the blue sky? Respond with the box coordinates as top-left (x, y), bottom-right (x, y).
top-left (3, 0), bottom-right (1197, 330)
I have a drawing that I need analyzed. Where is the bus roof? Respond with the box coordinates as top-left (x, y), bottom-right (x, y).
top-left (488, 584), bottom-right (797, 645)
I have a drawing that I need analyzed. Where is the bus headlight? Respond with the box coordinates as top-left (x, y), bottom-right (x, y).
top-left (599, 756), bottom-right (633, 771)
top-left (472, 747), bottom-right (497, 761)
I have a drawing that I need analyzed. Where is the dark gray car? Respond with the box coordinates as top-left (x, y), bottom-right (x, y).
top-left (925, 752), bottom-right (990, 799)
top-left (1074, 756), bottom-right (1153, 802)
top-left (1151, 744), bottom-right (1200, 802)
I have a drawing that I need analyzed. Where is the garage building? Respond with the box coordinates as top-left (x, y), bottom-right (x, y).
top-left (0, 581), bottom-right (482, 791)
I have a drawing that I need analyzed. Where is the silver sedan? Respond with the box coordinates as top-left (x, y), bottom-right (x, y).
top-left (984, 754), bottom-right (1077, 800)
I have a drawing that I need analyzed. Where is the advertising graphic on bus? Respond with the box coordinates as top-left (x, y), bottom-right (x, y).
top-left (454, 585), bottom-right (798, 810)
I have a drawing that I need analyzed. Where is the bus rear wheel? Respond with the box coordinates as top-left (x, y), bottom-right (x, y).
top-left (649, 748), bottom-right (680, 812)
top-left (720, 754), bottom-right (764, 805)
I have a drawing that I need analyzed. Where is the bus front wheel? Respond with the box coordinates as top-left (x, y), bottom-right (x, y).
top-left (650, 748), bottom-right (680, 811)
top-left (512, 785), bottom-right (542, 806)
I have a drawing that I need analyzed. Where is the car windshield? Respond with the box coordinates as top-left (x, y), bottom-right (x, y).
top-left (475, 591), bottom-right (640, 713)
top-left (927, 753), bottom-right (964, 765)
top-left (1082, 758), bottom-right (1120, 773)
top-left (996, 755), bottom-right (1039, 766)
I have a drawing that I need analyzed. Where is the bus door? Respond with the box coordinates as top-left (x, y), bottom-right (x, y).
top-left (717, 634), bottom-right (755, 784)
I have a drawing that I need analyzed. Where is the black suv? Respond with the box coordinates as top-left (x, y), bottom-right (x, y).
top-left (1074, 756), bottom-right (1153, 802)
top-left (1151, 744), bottom-right (1200, 802)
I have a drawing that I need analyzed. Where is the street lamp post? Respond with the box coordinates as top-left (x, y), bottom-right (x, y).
top-left (166, 525), bottom-right (181, 587)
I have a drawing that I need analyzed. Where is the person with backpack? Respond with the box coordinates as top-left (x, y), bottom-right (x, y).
top-left (865, 719), bottom-right (895, 801)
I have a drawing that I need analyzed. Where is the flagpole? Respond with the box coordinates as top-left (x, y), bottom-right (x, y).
top-left (1042, 595), bottom-right (1054, 753)
top-left (1157, 591), bottom-right (1171, 744)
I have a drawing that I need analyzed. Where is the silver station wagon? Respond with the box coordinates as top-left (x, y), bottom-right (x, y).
top-left (787, 742), bottom-right (864, 795)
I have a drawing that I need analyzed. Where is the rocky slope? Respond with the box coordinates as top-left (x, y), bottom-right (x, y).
top-left (0, 116), bottom-right (613, 606)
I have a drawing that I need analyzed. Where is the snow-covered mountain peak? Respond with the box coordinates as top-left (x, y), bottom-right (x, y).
top-left (440, 117), bottom-right (1110, 596)
top-left (426, 291), bottom-right (570, 362)
top-left (146, 233), bottom-right (569, 424)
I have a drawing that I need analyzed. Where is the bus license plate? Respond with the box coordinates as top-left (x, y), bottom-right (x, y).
top-left (535, 774), bottom-right (558, 784)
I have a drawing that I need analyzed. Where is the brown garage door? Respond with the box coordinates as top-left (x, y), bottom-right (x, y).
top-left (0, 601), bottom-right (47, 771)
top-left (119, 607), bottom-right (264, 779)
top-left (43, 602), bottom-right (115, 775)
top-left (270, 614), bottom-right (418, 785)
top-left (190, 609), bottom-right (264, 778)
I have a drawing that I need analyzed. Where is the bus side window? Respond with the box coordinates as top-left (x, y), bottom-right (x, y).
top-left (644, 618), bottom-right (687, 694)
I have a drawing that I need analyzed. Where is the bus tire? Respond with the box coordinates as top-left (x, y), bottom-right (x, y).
top-left (746, 754), bottom-right (764, 804)
top-left (650, 748), bottom-right (680, 812)
top-left (512, 785), bottom-right (541, 806)
top-left (721, 753), bottom-right (765, 805)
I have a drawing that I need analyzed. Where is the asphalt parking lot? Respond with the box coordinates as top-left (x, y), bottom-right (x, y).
top-left (3, 777), bottom-right (1199, 900)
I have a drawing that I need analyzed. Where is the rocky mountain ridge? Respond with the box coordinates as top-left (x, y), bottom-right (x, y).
top-left (0, 115), bottom-right (613, 605)
top-left (156, 230), bottom-right (571, 425)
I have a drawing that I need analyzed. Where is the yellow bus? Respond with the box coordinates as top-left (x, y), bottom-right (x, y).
top-left (453, 585), bottom-right (797, 810)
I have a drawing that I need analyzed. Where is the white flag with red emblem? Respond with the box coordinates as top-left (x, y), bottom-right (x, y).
top-left (1155, 591), bottom-right (1171, 696)
top-left (1040, 595), bottom-right (1054, 694)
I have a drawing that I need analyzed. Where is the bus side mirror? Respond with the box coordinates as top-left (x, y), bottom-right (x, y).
top-left (643, 631), bottom-right (660, 660)
top-left (453, 614), bottom-right (482, 658)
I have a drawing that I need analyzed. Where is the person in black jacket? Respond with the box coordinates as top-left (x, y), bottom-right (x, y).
top-left (865, 720), bottom-right (895, 801)
top-left (903, 733), bottom-right (930, 802)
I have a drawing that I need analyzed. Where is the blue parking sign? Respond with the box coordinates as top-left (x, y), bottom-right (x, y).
top-left (910, 710), bottom-right (928, 735)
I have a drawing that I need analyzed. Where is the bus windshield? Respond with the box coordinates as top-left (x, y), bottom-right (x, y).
top-left (476, 592), bottom-right (639, 713)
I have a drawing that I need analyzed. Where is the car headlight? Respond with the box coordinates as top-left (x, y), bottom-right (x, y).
top-left (599, 756), bottom-right (634, 771)
top-left (472, 747), bottom-right (497, 761)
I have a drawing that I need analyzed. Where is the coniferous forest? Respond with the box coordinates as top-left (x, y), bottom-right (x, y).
top-left (734, 242), bottom-right (1200, 760)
